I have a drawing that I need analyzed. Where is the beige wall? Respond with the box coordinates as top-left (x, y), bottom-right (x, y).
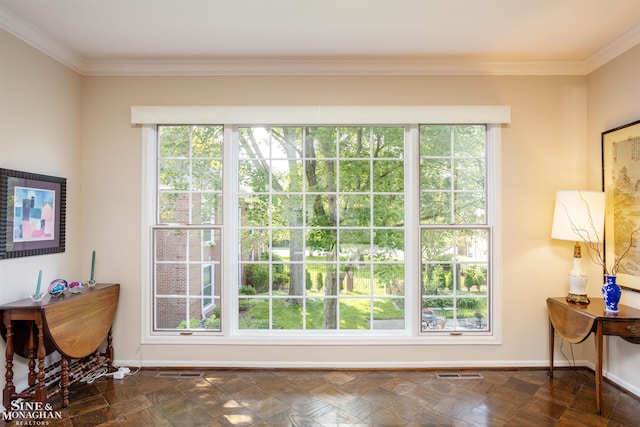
top-left (2, 26), bottom-right (640, 396)
top-left (0, 29), bottom-right (82, 396)
top-left (0, 30), bottom-right (82, 310)
top-left (80, 74), bottom-right (595, 368)
top-left (587, 44), bottom-right (640, 393)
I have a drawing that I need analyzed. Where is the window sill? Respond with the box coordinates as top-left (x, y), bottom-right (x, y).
top-left (142, 332), bottom-right (502, 346)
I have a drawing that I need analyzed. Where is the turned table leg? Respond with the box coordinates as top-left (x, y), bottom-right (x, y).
top-left (105, 328), bottom-right (114, 370)
top-left (3, 313), bottom-right (15, 410)
top-left (27, 321), bottom-right (36, 387)
top-left (34, 314), bottom-right (47, 405)
top-left (61, 357), bottom-right (69, 408)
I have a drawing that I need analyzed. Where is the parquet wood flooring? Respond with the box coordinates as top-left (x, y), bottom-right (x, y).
top-left (3, 368), bottom-right (640, 426)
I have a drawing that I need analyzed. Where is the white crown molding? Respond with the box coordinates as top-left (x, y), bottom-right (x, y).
top-left (85, 58), bottom-right (589, 76)
top-left (0, 8), bottom-right (86, 73)
top-left (585, 23), bottom-right (640, 73)
top-left (1, 7), bottom-right (639, 77)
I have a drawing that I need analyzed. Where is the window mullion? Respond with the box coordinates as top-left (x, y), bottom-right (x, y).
top-left (405, 124), bottom-right (420, 334)
top-left (223, 124), bottom-right (238, 335)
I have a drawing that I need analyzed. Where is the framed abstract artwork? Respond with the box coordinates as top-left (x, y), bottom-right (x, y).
top-left (0, 168), bottom-right (67, 259)
top-left (602, 120), bottom-right (640, 292)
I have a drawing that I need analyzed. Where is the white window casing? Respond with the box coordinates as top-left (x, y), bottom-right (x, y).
top-left (135, 106), bottom-right (509, 345)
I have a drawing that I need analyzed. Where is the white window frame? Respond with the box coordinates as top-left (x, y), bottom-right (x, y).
top-left (134, 106), bottom-right (509, 345)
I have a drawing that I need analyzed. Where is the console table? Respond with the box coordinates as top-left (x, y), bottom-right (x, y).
top-left (0, 283), bottom-right (119, 408)
top-left (547, 297), bottom-right (640, 414)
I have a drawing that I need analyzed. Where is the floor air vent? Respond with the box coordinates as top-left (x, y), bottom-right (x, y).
top-left (436, 372), bottom-right (483, 379)
top-left (155, 371), bottom-right (205, 379)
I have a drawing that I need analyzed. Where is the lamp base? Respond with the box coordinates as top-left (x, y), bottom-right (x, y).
top-left (566, 293), bottom-right (590, 305)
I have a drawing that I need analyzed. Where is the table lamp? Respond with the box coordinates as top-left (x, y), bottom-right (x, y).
top-left (551, 190), bottom-right (605, 304)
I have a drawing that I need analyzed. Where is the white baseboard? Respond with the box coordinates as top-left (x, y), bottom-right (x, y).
top-left (113, 358), bottom-right (590, 370)
top-left (115, 358), bottom-right (640, 397)
top-left (604, 370), bottom-right (640, 398)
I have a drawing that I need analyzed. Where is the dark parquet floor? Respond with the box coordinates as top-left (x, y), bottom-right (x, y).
top-left (3, 367), bottom-right (640, 426)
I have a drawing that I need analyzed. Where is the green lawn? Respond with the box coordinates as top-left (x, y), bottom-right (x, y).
top-left (239, 291), bottom-right (404, 330)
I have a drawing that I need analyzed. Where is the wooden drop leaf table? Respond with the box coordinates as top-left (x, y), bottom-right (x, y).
top-left (0, 283), bottom-right (119, 408)
top-left (547, 297), bottom-right (640, 414)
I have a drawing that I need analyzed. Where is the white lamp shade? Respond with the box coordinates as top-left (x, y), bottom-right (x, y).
top-left (551, 190), bottom-right (605, 243)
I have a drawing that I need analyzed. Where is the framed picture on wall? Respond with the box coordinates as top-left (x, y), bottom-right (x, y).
top-left (0, 168), bottom-right (66, 259)
top-left (602, 120), bottom-right (640, 292)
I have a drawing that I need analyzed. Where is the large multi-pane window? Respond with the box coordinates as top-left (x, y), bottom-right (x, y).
top-left (139, 106), bottom-right (505, 341)
top-left (420, 125), bottom-right (489, 332)
top-left (237, 126), bottom-right (405, 330)
top-left (153, 125), bottom-right (223, 332)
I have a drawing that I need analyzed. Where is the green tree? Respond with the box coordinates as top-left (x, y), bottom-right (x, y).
top-left (240, 125), bottom-right (406, 329)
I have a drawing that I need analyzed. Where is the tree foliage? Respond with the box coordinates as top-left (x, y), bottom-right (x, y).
top-left (158, 123), bottom-right (489, 331)
top-left (239, 125), bottom-right (405, 329)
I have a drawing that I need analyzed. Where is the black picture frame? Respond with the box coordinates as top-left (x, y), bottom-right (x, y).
top-left (602, 120), bottom-right (640, 292)
top-left (0, 168), bottom-right (66, 259)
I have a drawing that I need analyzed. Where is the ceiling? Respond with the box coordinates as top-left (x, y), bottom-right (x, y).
top-left (1, 0), bottom-right (640, 76)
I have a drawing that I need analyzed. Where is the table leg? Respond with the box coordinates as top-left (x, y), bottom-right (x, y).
top-left (61, 357), bottom-right (69, 408)
top-left (3, 314), bottom-right (15, 410)
top-left (105, 328), bottom-right (114, 370)
top-left (549, 318), bottom-right (555, 378)
top-left (27, 321), bottom-right (36, 387)
top-left (595, 321), bottom-right (604, 415)
top-left (34, 314), bottom-right (47, 404)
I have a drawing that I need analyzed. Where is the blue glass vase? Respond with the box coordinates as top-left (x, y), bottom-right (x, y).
top-left (602, 275), bottom-right (622, 313)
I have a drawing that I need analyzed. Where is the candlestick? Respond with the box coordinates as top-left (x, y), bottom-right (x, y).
top-left (36, 270), bottom-right (42, 296)
top-left (90, 250), bottom-right (95, 282)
